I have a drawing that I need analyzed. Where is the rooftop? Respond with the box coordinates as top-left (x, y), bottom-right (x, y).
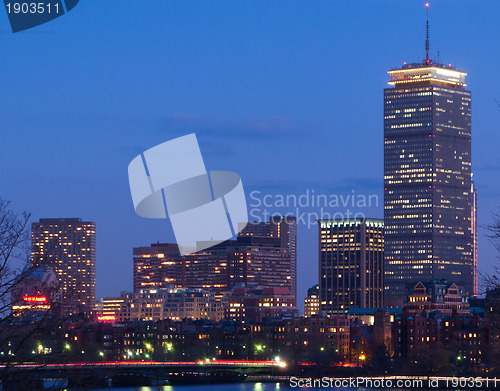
top-left (388, 61), bottom-right (467, 87)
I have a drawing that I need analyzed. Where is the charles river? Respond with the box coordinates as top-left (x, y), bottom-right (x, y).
top-left (86, 381), bottom-right (482, 391)
top-left (91, 386), bottom-right (402, 391)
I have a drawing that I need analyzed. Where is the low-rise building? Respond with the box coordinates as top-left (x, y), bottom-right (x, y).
top-left (227, 286), bottom-right (296, 322)
top-left (118, 288), bottom-right (223, 322)
top-left (404, 280), bottom-right (470, 316)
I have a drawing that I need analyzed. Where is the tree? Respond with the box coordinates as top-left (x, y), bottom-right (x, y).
top-left (0, 198), bottom-right (65, 386)
top-left (0, 198), bottom-right (31, 320)
top-left (483, 212), bottom-right (500, 293)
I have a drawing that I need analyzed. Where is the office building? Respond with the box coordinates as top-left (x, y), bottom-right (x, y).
top-left (185, 235), bottom-right (294, 297)
top-left (118, 288), bottom-right (222, 322)
top-left (133, 243), bottom-right (184, 292)
top-left (226, 286), bottom-right (296, 322)
top-left (319, 218), bottom-right (384, 315)
top-left (304, 284), bottom-right (320, 317)
top-left (384, 25), bottom-right (473, 305)
top-left (239, 216), bottom-right (297, 298)
top-left (132, 217), bottom-right (296, 299)
top-left (97, 296), bottom-right (126, 319)
top-left (31, 218), bottom-right (96, 312)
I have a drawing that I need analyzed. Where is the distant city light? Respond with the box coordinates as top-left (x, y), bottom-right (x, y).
top-left (97, 315), bottom-right (116, 322)
top-left (23, 295), bottom-right (47, 303)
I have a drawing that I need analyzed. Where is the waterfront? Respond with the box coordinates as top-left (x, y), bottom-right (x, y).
top-left (86, 378), bottom-right (498, 391)
top-left (90, 385), bottom-right (378, 391)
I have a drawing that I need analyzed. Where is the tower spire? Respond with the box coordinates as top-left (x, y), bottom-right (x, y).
top-left (425, 3), bottom-right (430, 63)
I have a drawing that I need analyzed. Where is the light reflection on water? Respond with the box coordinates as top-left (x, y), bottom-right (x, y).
top-left (90, 383), bottom-right (406, 391)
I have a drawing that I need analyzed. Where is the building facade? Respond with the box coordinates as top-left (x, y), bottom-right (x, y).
top-left (319, 218), bottom-right (384, 315)
top-left (404, 279), bottom-right (470, 316)
top-left (133, 217), bottom-right (296, 300)
top-left (133, 243), bottom-right (184, 292)
top-left (239, 216), bottom-right (297, 298)
top-left (118, 288), bottom-right (222, 322)
top-left (471, 181), bottom-right (478, 297)
top-left (31, 218), bottom-right (96, 312)
top-left (384, 57), bottom-right (473, 306)
top-left (226, 286), bottom-right (296, 322)
top-left (304, 284), bottom-right (320, 317)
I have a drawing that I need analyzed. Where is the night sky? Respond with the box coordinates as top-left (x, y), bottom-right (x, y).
top-left (1, 1), bottom-right (499, 307)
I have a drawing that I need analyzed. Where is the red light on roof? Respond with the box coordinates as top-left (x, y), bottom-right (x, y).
top-left (426, 3), bottom-right (429, 7)
top-left (97, 315), bottom-right (117, 322)
top-left (23, 295), bottom-right (47, 303)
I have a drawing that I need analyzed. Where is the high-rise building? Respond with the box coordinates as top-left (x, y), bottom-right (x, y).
top-left (31, 218), bottom-right (96, 312)
top-left (133, 217), bottom-right (297, 300)
top-left (471, 181), bottom-right (478, 297)
top-left (239, 216), bottom-right (297, 298)
top-left (133, 243), bottom-right (184, 292)
top-left (185, 234), bottom-right (293, 297)
top-left (304, 284), bottom-right (320, 317)
top-left (383, 22), bottom-right (473, 306)
top-left (319, 218), bottom-right (384, 315)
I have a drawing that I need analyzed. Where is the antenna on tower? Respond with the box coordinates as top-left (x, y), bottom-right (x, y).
top-left (425, 3), bottom-right (430, 63)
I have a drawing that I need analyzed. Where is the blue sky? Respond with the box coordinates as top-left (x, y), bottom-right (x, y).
top-left (1, 1), bottom-right (499, 306)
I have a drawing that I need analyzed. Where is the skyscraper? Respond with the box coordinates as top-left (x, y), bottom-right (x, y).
top-left (384, 19), bottom-right (473, 306)
top-left (471, 181), bottom-right (478, 297)
top-left (31, 218), bottom-right (96, 312)
top-left (319, 218), bottom-right (384, 314)
top-left (133, 243), bottom-right (184, 291)
top-left (185, 234), bottom-right (293, 297)
top-left (131, 217), bottom-right (297, 299)
top-left (239, 216), bottom-right (297, 298)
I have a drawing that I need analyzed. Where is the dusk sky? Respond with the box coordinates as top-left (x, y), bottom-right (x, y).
top-left (1, 1), bottom-right (499, 306)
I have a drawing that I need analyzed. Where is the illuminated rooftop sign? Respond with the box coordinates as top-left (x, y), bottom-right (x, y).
top-left (388, 65), bottom-right (466, 87)
top-left (97, 315), bottom-right (117, 322)
top-left (23, 295), bottom-right (48, 303)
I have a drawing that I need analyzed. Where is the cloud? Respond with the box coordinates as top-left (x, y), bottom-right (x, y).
top-left (246, 176), bottom-right (382, 195)
top-left (157, 113), bottom-right (319, 140)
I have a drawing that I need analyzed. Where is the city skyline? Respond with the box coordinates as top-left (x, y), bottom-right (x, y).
top-left (1, 1), bottom-right (500, 307)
